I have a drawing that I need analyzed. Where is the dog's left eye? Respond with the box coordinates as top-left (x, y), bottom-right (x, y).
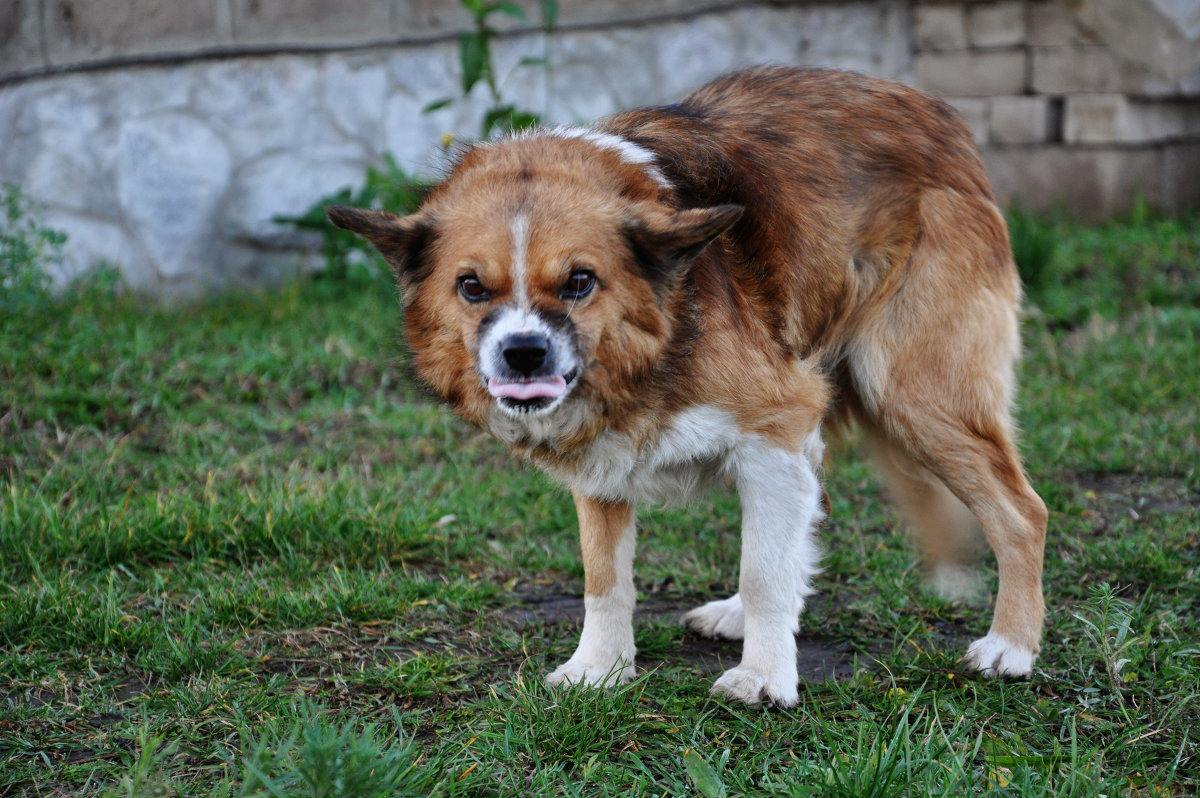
top-left (560, 269), bottom-right (596, 300)
top-left (458, 275), bottom-right (491, 302)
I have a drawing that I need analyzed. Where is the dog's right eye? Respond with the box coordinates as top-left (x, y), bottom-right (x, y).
top-left (458, 275), bottom-right (491, 302)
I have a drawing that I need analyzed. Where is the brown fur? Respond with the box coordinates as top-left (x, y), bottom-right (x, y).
top-left (328, 66), bottom-right (1047, 686)
top-left (575, 495), bottom-right (635, 597)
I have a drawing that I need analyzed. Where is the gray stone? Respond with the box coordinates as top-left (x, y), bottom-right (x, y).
top-left (1070, 0), bottom-right (1200, 82)
top-left (990, 95), bottom-right (1053, 144)
top-left (383, 89), bottom-right (460, 174)
top-left (490, 30), bottom-right (551, 118)
top-left (968, 1), bottom-right (1026, 48)
top-left (321, 56), bottom-right (390, 149)
top-left (916, 50), bottom-right (1028, 97)
top-left (653, 16), bottom-right (743, 102)
top-left (1064, 93), bottom-right (1200, 143)
top-left (0, 0), bottom-right (45, 75)
top-left (945, 97), bottom-right (991, 144)
top-left (795, 1), bottom-right (912, 78)
top-left (3, 78), bottom-right (124, 218)
top-left (915, 4), bottom-right (969, 51)
top-left (1032, 44), bottom-right (1180, 96)
top-left (981, 145), bottom-right (1163, 219)
top-left (556, 27), bottom-right (663, 113)
top-left (1027, 1), bottom-right (1099, 46)
top-left (232, 0), bottom-right (391, 46)
top-left (41, 208), bottom-right (153, 289)
top-left (739, 7), bottom-right (814, 69)
top-left (193, 56), bottom-right (359, 162)
top-left (1162, 140), bottom-right (1200, 211)
top-left (42, 0), bottom-right (227, 67)
top-left (225, 151), bottom-right (368, 243)
top-left (116, 113), bottom-right (231, 280)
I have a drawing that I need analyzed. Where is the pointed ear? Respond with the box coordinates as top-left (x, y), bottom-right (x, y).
top-left (326, 205), bottom-right (435, 283)
top-left (625, 204), bottom-right (743, 283)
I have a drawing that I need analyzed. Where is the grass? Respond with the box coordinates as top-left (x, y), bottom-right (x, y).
top-left (1, 208), bottom-right (1198, 796)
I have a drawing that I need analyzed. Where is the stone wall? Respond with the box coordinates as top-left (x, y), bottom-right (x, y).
top-left (0, 0), bottom-right (1197, 294)
top-left (915, 0), bottom-right (1200, 223)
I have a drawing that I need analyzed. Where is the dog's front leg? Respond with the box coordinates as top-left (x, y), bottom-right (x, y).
top-left (546, 493), bottom-right (637, 688)
top-left (711, 434), bottom-right (825, 708)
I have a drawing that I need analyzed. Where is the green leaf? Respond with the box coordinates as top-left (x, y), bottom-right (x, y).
top-left (540, 0), bottom-right (558, 31)
top-left (516, 56), bottom-right (548, 69)
top-left (459, 32), bottom-right (489, 94)
top-left (481, 105), bottom-right (541, 138)
top-left (421, 97), bottom-right (455, 114)
top-left (682, 749), bottom-right (727, 798)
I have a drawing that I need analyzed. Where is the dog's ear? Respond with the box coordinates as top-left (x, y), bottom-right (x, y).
top-left (326, 206), bottom-right (435, 284)
top-left (625, 203), bottom-right (743, 283)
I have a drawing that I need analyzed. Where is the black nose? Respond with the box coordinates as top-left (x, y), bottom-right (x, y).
top-left (502, 332), bottom-right (549, 376)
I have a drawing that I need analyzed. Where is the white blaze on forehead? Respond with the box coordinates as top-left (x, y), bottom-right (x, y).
top-left (543, 126), bottom-right (673, 191)
top-left (509, 211), bottom-right (530, 307)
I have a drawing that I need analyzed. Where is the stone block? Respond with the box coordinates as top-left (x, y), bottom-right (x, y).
top-left (1064, 93), bottom-right (1200, 143)
top-left (1070, 0), bottom-right (1200, 83)
top-left (41, 209), bottom-right (150, 289)
top-left (0, 0), bottom-right (46, 76)
top-left (393, 0), bottom-right (476, 36)
top-left (1027, 1), bottom-right (1098, 46)
top-left (1032, 45), bottom-right (1180, 96)
top-left (233, 0), bottom-right (392, 45)
top-left (1162, 141), bottom-right (1200, 212)
top-left (915, 50), bottom-right (1027, 97)
top-left (989, 95), bottom-right (1054, 143)
top-left (914, 4), bottom-right (968, 51)
top-left (393, 0), bottom-right (719, 35)
top-left (945, 97), bottom-right (990, 144)
top-left (968, 1), bottom-right (1026, 48)
top-left (980, 145), bottom-right (1162, 220)
top-left (116, 113), bottom-right (231, 280)
top-left (225, 151), bottom-right (366, 244)
top-left (42, 0), bottom-right (228, 67)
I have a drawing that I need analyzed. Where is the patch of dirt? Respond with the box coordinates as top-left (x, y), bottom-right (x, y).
top-left (502, 589), bottom-right (861, 683)
top-left (1071, 471), bottom-right (1197, 530)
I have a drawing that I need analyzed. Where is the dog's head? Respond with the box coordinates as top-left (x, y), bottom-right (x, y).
top-left (327, 135), bottom-right (741, 444)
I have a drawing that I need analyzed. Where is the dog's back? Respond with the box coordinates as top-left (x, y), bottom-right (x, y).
top-left (602, 66), bottom-right (1015, 362)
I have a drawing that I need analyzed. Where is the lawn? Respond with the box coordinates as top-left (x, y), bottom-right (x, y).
top-left (1, 205), bottom-right (1198, 796)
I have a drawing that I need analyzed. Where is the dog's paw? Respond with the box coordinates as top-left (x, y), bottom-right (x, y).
top-left (546, 654), bottom-right (635, 689)
top-left (710, 666), bottom-right (799, 708)
top-left (964, 632), bottom-right (1035, 678)
top-left (682, 594), bottom-right (745, 640)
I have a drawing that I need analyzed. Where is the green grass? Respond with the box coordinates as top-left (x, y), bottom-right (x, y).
top-left (1, 210), bottom-right (1198, 796)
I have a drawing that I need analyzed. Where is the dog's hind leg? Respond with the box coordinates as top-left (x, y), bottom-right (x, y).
top-left (547, 494), bottom-right (638, 688)
top-left (862, 424), bottom-right (986, 602)
top-left (850, 189), bottom-right (1047, 677)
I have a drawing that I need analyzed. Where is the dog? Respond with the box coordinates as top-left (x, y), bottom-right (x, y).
top-left (327, 66), bottom-right (1047, 707)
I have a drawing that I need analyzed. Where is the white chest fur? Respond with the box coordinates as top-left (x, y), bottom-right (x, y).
top-left (548, 405), bottom-right (743, 504)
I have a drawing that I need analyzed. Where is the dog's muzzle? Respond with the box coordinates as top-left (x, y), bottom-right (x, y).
top-left (486, 331), bottom-right (579, 413)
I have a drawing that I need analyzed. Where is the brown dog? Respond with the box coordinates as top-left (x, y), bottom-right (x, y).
top-left (328, 66), bottom-right (1047, 707)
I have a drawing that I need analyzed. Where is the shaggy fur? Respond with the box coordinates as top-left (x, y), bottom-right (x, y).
top-left (327, 66), bottom-right (1047, 707)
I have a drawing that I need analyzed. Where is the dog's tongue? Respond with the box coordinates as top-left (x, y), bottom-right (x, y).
top-left (488, 376), bottom-right (567, 401)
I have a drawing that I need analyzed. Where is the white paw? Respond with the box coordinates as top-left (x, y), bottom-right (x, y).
top-left (710, 665), bottom-right (799, 708)
top-left (964, 632), bottom-right (1035, 678)
top-left (682, 594), bottom-right (745, 640)
top-left (546, 654), bottom-right (635, 689)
